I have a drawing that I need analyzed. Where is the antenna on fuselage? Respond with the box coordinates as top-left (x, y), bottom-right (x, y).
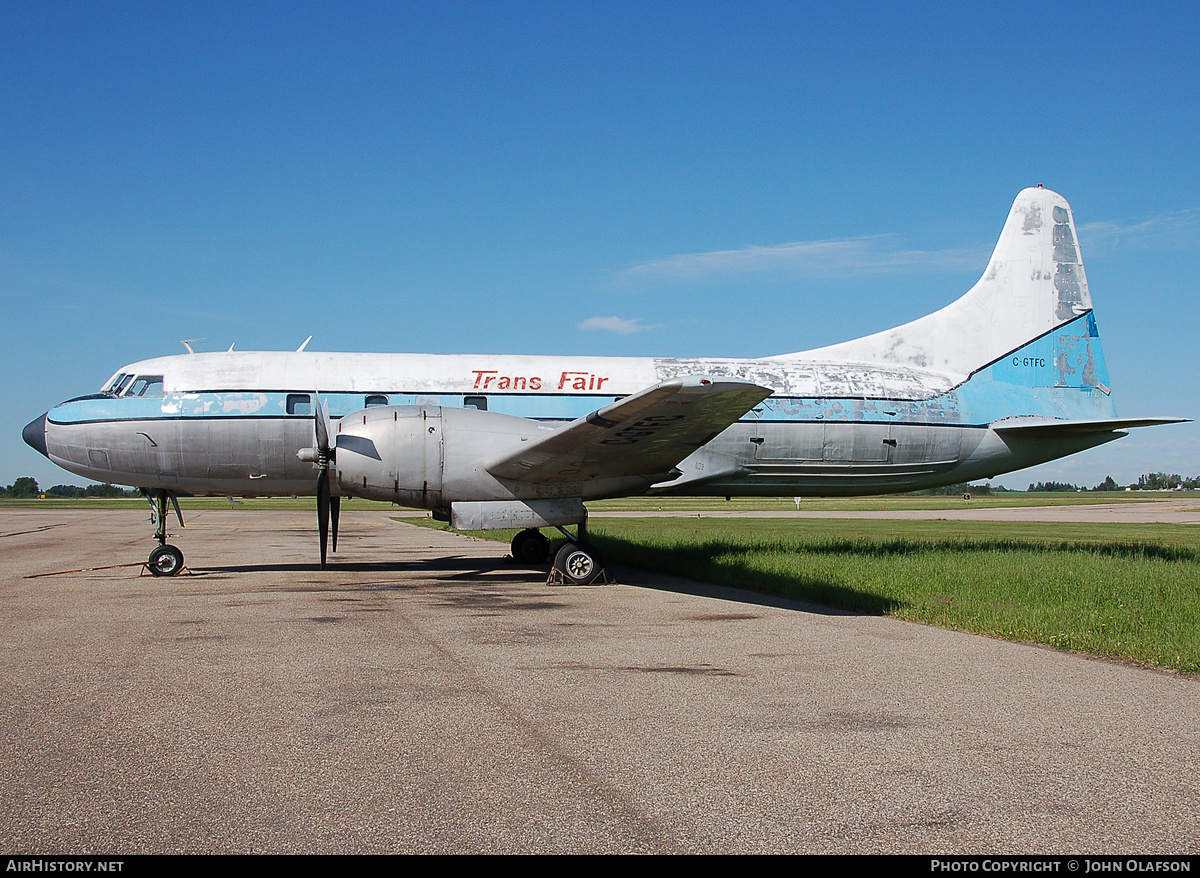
top-left (180, 338), bottom-right (206, 354)
top-left (297, 335), bottom-right (313, 352)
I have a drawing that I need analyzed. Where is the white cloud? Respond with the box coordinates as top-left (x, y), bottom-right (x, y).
top-left (1077, 209), bottom-right (1200, 255)
top-left (612, 236), bottom-right (983, 287)
top-left (577, 316), bottom-right (648, 334)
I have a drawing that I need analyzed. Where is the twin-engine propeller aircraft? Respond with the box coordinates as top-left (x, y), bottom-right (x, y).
top-left (23, 187), bottom-right (1184, 581)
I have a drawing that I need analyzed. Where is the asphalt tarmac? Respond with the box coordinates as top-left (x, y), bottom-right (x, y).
top-left (2, 507), bottom-right (1198, 854)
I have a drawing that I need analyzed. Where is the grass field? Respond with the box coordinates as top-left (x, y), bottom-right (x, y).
top-left (588, 492), bottom-right (1192, 512)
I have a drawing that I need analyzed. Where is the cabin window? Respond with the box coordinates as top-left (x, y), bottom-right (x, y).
top-left (125, 375), bottom-right (164, 397)
top-left (286, 393), bottom-right (312, 415)
top-left (464, 395), bottom-right (488, 411)
top-left (365, 394), bottom-right (389, 407)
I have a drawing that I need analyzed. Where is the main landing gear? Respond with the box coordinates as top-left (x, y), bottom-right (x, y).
top-left (511, 520), bottom-right (608, 585)
top-left (145, 488), bottom-right (186, 576)
top-left (552, 517), bottom-right (608, 586)
top-left (551, 541), bottom-right (606, 585)
top-left (510, 528), bottom-right (551, 564)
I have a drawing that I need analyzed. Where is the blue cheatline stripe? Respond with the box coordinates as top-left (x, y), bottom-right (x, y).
top-left (48, 391), bottom-right (616, 425)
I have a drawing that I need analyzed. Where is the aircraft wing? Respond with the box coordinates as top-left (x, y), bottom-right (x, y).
top-left (486, 376), bottom-right (772, 485)
top-left (992, 416), bottom-right (1190, 436)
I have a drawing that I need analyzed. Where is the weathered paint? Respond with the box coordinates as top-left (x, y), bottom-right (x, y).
top-left (784, 188), bottom-right (1094, 378)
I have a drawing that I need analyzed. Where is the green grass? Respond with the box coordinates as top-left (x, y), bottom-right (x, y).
top-left (589, 491), bottom-right (1196, 512)
top-left (413, 516), bottom-right (1200, 674)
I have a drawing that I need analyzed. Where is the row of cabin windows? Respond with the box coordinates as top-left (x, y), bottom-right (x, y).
top-left (284, 396), bottom-right (614, 415)
top-left (285, 394), bottom-right (391, 415)
top-left (284, 394), bottom-right (488, 415)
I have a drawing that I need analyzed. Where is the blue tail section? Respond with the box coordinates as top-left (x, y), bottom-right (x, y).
top-left (959, 312), bottom-right (1118, 425)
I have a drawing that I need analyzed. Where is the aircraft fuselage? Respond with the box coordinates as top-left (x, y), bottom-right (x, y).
top-left (33, 331), bottom-right (1121, 504)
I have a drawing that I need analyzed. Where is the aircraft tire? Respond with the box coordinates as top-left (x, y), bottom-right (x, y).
top-left (553, 542), bottom-right (604, 585)
top-left (511, 529), bottom-right (551, 564)
top-left (148, 544), bottom-right (184, 577)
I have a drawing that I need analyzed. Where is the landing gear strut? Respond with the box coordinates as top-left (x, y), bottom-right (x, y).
top-left (145, 488), bottom-right (185, 576)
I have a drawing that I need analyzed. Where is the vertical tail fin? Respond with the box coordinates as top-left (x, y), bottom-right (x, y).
top-left (788, 187), bottom-right (1094, 381)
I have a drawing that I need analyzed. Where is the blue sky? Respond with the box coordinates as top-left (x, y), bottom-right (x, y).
top-left (4, 2), bottom-right (1198, 491)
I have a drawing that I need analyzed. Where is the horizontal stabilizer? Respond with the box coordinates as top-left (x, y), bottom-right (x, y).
top-left (486, 376), bottom-right (772, 485)
top-left (992, 416), bottom-right (1189, 436)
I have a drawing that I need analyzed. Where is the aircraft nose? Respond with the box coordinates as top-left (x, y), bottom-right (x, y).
top-left (23, 413), bottom-right (49, 458)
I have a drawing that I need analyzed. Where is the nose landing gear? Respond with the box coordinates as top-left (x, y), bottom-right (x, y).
top-left (148, 544), bottom-right (185, 576)
top-left (145, 488), bottom-right (186, 576)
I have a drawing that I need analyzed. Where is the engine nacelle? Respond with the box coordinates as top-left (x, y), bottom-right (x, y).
top-left (333, 404), bottom-right (550, 511)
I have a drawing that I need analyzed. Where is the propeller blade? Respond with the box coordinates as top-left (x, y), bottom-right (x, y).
top-left (310, 392), bottom-right (339, 567)
top-left (314, 391), bottom-right (332, 457)
top-left (331, 496), bottom-right (340, 553)
top-left (308, 391), bottom-right (339, 568)
top-left (318, 468), bottom-right (330, 569)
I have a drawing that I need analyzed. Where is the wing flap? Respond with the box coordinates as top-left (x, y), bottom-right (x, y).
top-left (486, 376), bottom-right (772, 485)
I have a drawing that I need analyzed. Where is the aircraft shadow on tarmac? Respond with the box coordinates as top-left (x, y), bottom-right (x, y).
top-left (192, 544), bottom-right (898, 617)
top-left (196, 556), bottom-right (533, 577)
top-left (622, 569), bottom-right (897, 616)
top-left (589, 536), bottom-right (901, 616)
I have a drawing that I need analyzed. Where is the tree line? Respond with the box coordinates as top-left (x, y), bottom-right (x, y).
top-left (1026, 473), bottom-right (1200, 492)
top-left (2, 477), bottom-right (138, 499)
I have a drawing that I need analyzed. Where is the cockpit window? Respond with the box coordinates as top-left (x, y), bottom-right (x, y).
top-left (104, 373), bottom-right (127, 394)
top-left (124, 375), bottom-right (164, 397)
top-left (114, 374), bottom-right (134, 396)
